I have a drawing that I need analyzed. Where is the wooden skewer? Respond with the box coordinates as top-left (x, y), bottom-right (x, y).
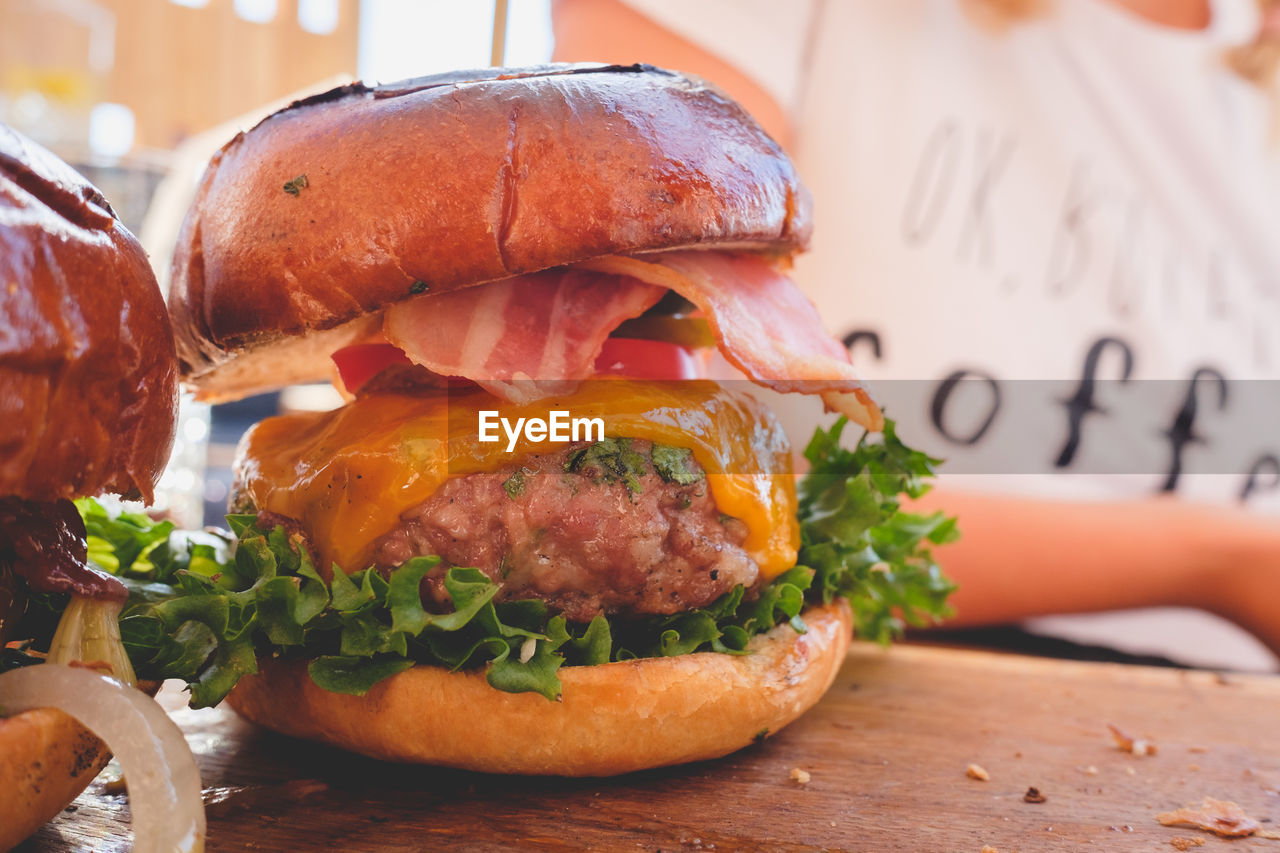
top-left (490, 0), bottom-right (509, 67)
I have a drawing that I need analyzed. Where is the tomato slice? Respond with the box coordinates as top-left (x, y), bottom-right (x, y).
top-left (331, 344), bottom-right (412, 393)
top-left (593, 338), bottom-right (704, 381)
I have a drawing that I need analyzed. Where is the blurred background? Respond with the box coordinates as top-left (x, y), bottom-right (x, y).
top-left (1, 1), bottom-right (552, 225)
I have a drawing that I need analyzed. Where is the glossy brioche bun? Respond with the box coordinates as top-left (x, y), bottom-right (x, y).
top-left (0, 708), bottom-right (111, 850)
top-left (168, 63), bottom-right (812, 402)
top-left (0, 125), bottom-right (178, 503)
top-left (226, 600), bottom-right (850, 776)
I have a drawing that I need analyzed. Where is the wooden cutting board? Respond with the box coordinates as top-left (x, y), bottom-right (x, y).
top-left (21, 644), bottom-right (1280, 852)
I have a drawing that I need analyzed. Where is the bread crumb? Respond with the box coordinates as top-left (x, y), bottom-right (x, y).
top-left (1126, 767), bottom-right (1136, 776)
top-left (967, 763), bottom-right (990, 781)
top-left (1080, 765), bottom-right (1098, 776)
top-left (980, 846), bottom-right (999, 853)
top-left (1258, 829), bottom-right (1280, 840)
top-left (1023, 786), bottom-right (1047, 804)
top-left (1169, 838), bottom-right (1205, 851)
top-left (1156, 797), bottom-right (1260, 838)
top-left (1188, 764), bottom-right (1199, 772)
top-left (789, 767), bottom-right (811, 785)
top-left (1109, 723), bottom-right (1157, 756)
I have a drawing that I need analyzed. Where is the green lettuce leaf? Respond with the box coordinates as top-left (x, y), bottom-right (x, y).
top-left (13, 418), bottom-right (955, 706)
top-left (309, 655), bottom-right (416, 695)
top-left (798, 418), bottom-right (958, 643)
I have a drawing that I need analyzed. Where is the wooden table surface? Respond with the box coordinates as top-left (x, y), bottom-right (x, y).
top-left (19, 644), bottom-right (1280, 852)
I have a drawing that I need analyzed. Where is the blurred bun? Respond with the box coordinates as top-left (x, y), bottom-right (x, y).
top-left (0, 124), bottom-right (178, 848)
top-left (167, 63), bottom-right (811, 401)
top-left (0, 125), bottom-right (178, 503)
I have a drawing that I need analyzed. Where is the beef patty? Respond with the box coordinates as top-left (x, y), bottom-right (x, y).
top-left (371, 439), bottom-right (759, 622)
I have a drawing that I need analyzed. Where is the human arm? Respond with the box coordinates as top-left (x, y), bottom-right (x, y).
top-left (911, 490), bottom-right (1280, 655)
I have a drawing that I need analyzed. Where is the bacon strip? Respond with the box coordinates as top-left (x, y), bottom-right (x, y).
top-left (574, 252), bottom-right (882, 431)
top-left (381, 252), bottom-right (882, 432)
top-left (383, 268), bottom-right (664, 403)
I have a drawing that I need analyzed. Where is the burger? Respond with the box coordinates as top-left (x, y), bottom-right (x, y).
top-left (145, 63), bottom-right (955, 776)
top-left (0, 125), bottom-right (202, 849)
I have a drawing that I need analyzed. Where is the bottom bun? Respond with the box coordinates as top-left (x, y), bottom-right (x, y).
top-left (228, 599), bottom-right (852, 776)
top-left (0, 708), bottom-right (110, 850)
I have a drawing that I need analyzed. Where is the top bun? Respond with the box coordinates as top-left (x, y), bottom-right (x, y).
top-left (168, 64), bottom-right (812, 401)
top-left (0, 125), bottom-right (178, 503)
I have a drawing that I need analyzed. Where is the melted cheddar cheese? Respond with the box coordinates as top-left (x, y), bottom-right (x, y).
top-left (234, 380), bottom-right (799, 581)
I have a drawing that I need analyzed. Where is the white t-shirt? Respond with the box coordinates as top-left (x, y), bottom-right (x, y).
top-left (622, 0), bottom-right (1280, 512)
top-left (620, 0), bottom-right (1280, 670)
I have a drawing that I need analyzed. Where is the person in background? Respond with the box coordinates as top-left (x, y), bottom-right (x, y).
top-left (553, 0), bottom-right (1280, 664)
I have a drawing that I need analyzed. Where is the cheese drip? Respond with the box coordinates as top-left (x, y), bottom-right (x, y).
top-left (234, 381), bottom-right (799, 581)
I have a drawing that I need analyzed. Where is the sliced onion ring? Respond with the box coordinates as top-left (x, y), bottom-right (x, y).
top-left (0, 665), bottom-right (205, 852)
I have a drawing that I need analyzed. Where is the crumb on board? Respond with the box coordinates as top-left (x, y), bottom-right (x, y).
top-left (789, 767), bottom-right (811, 785)
top-left (1126, 767), bottom-right (1137, 776)
top-left (1079, 765), bottom-right (1099, 776)
top-left (1109, 723), bottom-right (1158, 756)
top-left (1156, 797), bottom-right (1262, 838)
top-left (1169, 838), bottom-right (1205, 850)
top-left (1023, 786), bottom-right (1048, 804)
top-left (980, 846), bottom-right (1000, 853)
top-left (967, 763), bottom-right (990, 781)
